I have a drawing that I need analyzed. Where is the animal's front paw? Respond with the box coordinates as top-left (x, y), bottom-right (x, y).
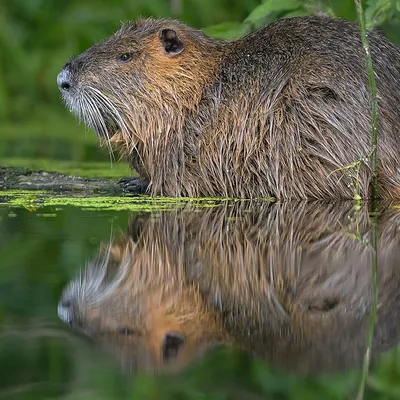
top-left (118, 177), bottom-right (149, 194)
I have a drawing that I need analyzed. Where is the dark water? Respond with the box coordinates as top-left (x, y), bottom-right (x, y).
top-left (1, 199), bottom-right (400, 399)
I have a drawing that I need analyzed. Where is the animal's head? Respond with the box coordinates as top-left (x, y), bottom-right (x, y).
top-left (58, 231), bottom-right (223, 373)
top-left (57, 19), bottom-right (221, 153)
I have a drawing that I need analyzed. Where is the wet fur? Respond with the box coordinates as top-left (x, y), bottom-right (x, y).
top-left (59, 202), bottom-right (400, 374)
top-left (60, 16), bottom-right (400, 198)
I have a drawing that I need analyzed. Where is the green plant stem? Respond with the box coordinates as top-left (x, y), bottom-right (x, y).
top-left (354, 0), bottom-right (379, 201)
top-left (356, 212), bottom-right (379, 400)
top-left (354, 2), bottom-right (380, 399)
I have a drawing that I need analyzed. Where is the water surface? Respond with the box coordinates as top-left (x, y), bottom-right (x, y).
top-left (1, 195), bottom-right (400, 399)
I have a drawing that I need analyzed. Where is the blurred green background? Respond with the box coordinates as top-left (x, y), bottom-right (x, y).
top-left (1, 0), bottom-right (400, 172)
top-left (2, 1), bottom-right (400, 399)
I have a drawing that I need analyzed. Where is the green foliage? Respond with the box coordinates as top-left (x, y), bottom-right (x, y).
top-left (365, 0), bottom-right (400, 27)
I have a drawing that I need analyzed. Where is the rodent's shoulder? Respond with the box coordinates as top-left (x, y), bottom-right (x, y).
top-left (217, 16), bottom-right (393, 89)
top-left (236, 16), bottom-right (361, 50)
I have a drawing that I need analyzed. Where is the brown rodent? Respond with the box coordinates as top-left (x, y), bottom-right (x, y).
top-left (58, 202), bottom-right (400, 374)
top-left (57, 16), bottom-right (400, 199)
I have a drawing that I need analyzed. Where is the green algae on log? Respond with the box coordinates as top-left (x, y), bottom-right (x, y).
top-left (0, 167), bottom-right (274, 211)
top-left (0, 191), bottom-right (228, 212)
top-left (0, 167), bottom-right (241, 212)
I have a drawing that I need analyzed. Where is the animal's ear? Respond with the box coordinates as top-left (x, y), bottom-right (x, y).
top-left (159, 29), bottom-right (184, 56)
top-left (161, 331), bottom-right (186, 363)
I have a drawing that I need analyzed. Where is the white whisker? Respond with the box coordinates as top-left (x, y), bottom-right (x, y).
top-left (86, 86), bottom-right (144, 168)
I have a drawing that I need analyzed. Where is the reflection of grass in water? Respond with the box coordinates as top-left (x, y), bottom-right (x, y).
top-left (1, 157), bottom-right (132, 179)
top-left (361, 213), bottom-right (379, 393)
top-left (0, 190), bottom-right (238, 212)
top-left (1, 321), bottom-right (400, 399)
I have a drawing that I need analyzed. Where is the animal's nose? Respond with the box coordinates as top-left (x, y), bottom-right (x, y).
top-left (57, 67), bottom-right (72, 92)
top-left (58, 296), bottom-right (75, 325)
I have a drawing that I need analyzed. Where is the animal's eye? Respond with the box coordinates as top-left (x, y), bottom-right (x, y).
top-left (118, 327), bottom-right (137, 335)
top-left (117, 53), bottom-right (133, 62)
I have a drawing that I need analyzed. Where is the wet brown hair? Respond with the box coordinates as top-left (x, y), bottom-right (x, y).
top-left (58, 16), bottom-right (400, 199)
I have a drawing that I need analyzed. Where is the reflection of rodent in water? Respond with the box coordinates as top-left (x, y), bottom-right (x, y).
top-left (58, 202), bottom-right (400, 374)
top-left (57, 16), bottom-right (400, 199)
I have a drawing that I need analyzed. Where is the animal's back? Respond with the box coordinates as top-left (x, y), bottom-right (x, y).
top-left (188, 17), bottom-right (400, 199)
